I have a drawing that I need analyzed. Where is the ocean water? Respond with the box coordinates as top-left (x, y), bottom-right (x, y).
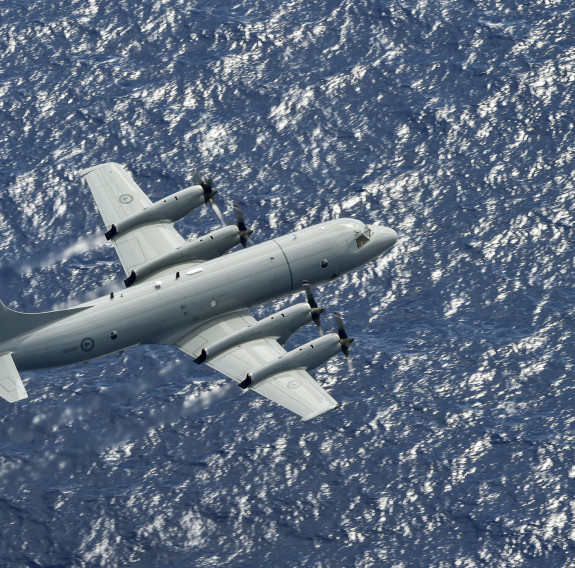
top-left (1, 0), bottom-right (575, 566)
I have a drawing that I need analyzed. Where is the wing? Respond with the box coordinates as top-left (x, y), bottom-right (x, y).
top-left (175, 311), bottom-right (339, 421)
top-left (80, 162), bottom-right (186, 278)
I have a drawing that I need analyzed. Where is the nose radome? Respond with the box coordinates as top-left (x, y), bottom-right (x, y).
top-left (376, 226), bottom-right (398, 250)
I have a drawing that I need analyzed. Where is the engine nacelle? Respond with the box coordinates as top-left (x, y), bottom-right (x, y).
top-left (238, 333), bottom-right (342, 389)
top-left (193, 303), bottom-right (323, 364)
top-left (124, 225), bottom-right (241, 287)
top-left (105, 185), bottom-right (209, 240)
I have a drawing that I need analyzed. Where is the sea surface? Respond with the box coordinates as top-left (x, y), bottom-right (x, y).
top-left (1, 0), bottom-right (574, 566)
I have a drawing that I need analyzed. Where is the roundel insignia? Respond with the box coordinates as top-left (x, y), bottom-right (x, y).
top-left (81, 337), bottom-right (95, 352)
top-left (287, 380), bottom-right (301, 389)
top-left (118, 194), bottom-right (133, 204)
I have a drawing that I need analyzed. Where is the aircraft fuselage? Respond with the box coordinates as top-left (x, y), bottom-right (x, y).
top-left (4, 218), bottom-right (397, 372)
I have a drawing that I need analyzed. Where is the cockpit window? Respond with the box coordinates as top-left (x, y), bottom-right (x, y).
top-left (356, 225), bottom-right (372, 248)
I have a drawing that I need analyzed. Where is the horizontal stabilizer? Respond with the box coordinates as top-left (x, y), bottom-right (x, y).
top-left (0, 353), bottom-right (27, 403)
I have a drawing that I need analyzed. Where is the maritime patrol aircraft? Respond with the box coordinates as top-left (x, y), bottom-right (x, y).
top-left (0, 163), bottom-right (397, 420)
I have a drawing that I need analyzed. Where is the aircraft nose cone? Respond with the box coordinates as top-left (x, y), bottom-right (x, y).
top-left (375, 225), bottom-right (398, 252)
top-left (383, 226), bottom-right (398, 246)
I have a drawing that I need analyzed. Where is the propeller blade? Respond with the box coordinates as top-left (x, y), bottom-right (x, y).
top-left (333, 312), bottom-right (354, 361)
top-left (192, 170), bottom-right (217, 203)
top-left (233, 204), bottom-right (247, 231)
top-left (193, 170), bottom-right (226, 226)
top-left (302, 281), bottom-right (324, 335)
top-left (211, 200), bottom-right (227, 227)
top-left (340, 337), bottom-right (354, 359)
top-left (333, 312), bottom-right (348, 339)
top-left (233, 204), bottom-right (253, 247)
top-left (302, 280), bottom-right (318, 308)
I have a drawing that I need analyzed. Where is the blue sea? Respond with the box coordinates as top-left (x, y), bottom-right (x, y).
top-left (1, 0), bottom-right (574, 566)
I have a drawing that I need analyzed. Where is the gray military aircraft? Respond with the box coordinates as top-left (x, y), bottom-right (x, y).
top-left (0, 163), bottom-right (397, 420)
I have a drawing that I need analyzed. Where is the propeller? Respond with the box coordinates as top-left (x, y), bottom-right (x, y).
top-left (193, 170), bottom-right (226, 226)
top-left (193, 170), bottom-right (215, 201)
top-left (333, 312), bottom-right (354, 371)
top-left (192, 170), bottom-right (254, 246)
top-left (233, 204), bottom-right (254, 247)
top-left (302, 281), bottom-right (324, 335)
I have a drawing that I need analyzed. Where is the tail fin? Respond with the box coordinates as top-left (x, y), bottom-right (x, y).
top-left (0, 300), bottom-right (90, 344)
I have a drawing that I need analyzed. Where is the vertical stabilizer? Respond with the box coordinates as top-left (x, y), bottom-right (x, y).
top-left (0, 352), bottom-right (27, 402)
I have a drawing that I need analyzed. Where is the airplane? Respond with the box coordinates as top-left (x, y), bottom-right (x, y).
top-left (0, 163), bottom-right (397, 420)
